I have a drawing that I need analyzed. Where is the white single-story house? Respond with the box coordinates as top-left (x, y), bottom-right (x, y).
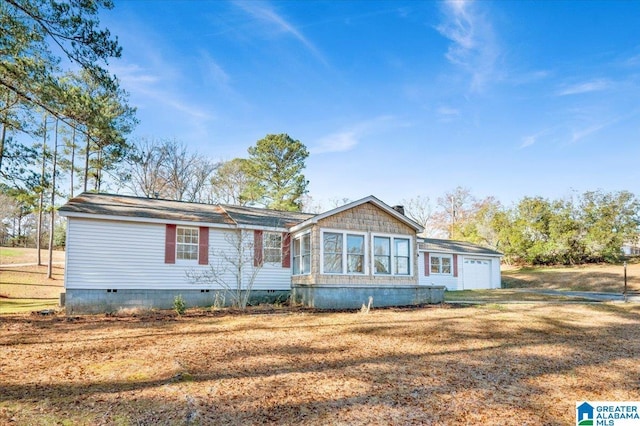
top-left (59, 193), bottom-right (501, 313)
top-left (418, 239), bottom-right (502, 290)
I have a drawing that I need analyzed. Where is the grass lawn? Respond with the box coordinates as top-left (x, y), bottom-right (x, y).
top-left (501, 261), bottom-right (640, 293)
top-left (1, 260), bottom-right (65, 314)
top-left (444, 289), bottom-right (594, 303)
top-left (0, 247), bottom-right (65, 265)
top-left (1, 303), bottom-right (639, 425)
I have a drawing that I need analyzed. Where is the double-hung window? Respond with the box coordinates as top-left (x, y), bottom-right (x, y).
top-left (373, 236), bottom-right (391, 274)
top-left (347, 234), bottom-right (365, 273)
top-left (323, 232), bottom-right (343, 273)
top-left (177, 227), bottom-right (199, 260)
top-left (430, 255), bottom-right (452, 274)
top-left (322, 231), bottom-right (366, 274)
top-left (394, 238), bottom-right (410, 275)
top-left (292, 233), bottom-right (311, 275)
top-left (374, 235), bottom-right (412, 275)
top-left (263, 232), bottom-right (282, 263)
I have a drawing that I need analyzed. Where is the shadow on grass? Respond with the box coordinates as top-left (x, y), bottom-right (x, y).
top-left (1, 305), bottom-right (639, 425)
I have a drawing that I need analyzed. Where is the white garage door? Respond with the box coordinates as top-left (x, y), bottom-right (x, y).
top-left (463, 258), bottom-right (492, 289)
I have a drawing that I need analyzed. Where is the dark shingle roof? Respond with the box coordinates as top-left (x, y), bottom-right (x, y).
top-left (220, 204), bottom-right (314, 229)
top-left (418, 238), bottom-right (502, 256)
top-left (58, 193), bottom-right (313, 229)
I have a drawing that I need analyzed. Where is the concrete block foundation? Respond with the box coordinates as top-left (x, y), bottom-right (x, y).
top-left (64, 289), bottom-right (290, 314)
top-left (292, 285), bottom-right (445, 310)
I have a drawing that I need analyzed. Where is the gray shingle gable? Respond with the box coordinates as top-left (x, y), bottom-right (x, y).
top-left (418, 238), bottom-right (503, 256)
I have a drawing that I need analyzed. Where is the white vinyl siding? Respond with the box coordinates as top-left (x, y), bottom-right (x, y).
top-left (65, 218), bottom-right (292, 291)
top-left (418, 251), bottom-right (502, 290)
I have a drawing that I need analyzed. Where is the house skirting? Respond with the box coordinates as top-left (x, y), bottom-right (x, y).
top-left (63, 289), bottom-right (290, 314)
top-left (291, 284), bottom-right (446, 310)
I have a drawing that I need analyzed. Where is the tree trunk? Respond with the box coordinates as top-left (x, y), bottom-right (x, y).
top-left (70, 126), bottom-right (76, 197)
top-left (94, 147), bottom-right (102, 192)
top-left (47, 119), bottom-right (58, 279)
top-left (0, 120), bottom-right (5, 174)
top-left (37, 115), bottom-right (47, 266)
top-left (0, 91), bottom-right (10, 173)
top-left (83, 133), bottom-right (90, 192)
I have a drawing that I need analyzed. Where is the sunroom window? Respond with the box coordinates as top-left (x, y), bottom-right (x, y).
top-left (293, 233), bottom-right (311, 275)
top-left (374, 235), bottom-right (412, 276)
top-left (321, 231), bottom-right (366, 274)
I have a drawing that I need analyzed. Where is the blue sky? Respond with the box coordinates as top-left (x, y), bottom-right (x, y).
top-left (101, 0), bottom-right (640, 208)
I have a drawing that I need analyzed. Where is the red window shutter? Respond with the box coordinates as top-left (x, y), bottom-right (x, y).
top-left (198, 227), bottom-right (209, 265)
top-left (281, 232), bottom-right (291, 268)
top-left (165, 224), bottom-right (176, 264)
top-left (453, 254), bottom-right (458, 277)
top-left (424, 252), bottom-right (429, 276)
top-left (254, 230), bottom-right (263, 266)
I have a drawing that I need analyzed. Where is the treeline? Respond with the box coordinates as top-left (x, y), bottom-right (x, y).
top-left (1, 1), bottom-right (136, 255)
top-left (118, 133), bottom-right (309, 211)
top-left (1, 132), bottom-right (310, 246)
top-left (403, 187), bottom-right (640, 265)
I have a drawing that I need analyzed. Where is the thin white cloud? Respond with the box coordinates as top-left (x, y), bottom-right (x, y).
top-left (198, 51), bottom-right (231, 87)
top-left (519, 129), bottom-right (551, 149)
top-left (112, 62), bottom-right (214, 122)
top-left (312, 116), bottom-right (399, 154)
top-left (436, 0), bottom-right (500, 92)
top-left (436, 106), bottom-right (460, 122)
top-left (520, 135), bottom-right (536, 149)
top-left (569, 112), bottom-right (637, 143)
top-left (111, 64), bottom-right (160, 86)
top-left (233, 1), bottom-right (327, 66)
top-left (557, 79), bottom-right (612, 96)
top-left (570, 121), bottom-right (612, 143)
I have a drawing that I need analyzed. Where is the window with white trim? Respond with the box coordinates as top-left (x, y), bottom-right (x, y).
top-left (430, 255), bottom-right (452, 274)
top-left (321, 231), bottom-right (366, 274)
top-left (323, 232), bottom-right (343, 273)
top-left (394, 238), bottom-right (410, 275)
top-left (263, 232), bottom-right (282, 263)
top-left (373, 236), bottom-right (391, 274)
top-left (347, 234), bottom-right (365, 273)
top-left (373, 235), bottom-right (412, 276)
top-left (177, 227), bottom-right (198, 260)
top-left (292, 233), bottom-right (311, 275)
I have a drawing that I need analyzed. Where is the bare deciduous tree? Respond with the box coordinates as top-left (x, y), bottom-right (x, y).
top-left (401, 195), bottom-right (433, 237)
top-left (434, 186), bottom-right (476, 238)
top-left (120, 138), bottom-right (218, 202)
top-left (186, 230), bottom-right (262, 309)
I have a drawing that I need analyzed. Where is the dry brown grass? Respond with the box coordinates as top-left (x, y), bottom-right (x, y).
top-left (1, 303), bottom-right (639, 425)
top-left (1, 247), bottom-right (65, 313)
top-left (0, 247), bottom-right (65, 265)
top-left (0, 265), bottom-right (64, 313)
top-left (502, 262), bottom-right (640, 293)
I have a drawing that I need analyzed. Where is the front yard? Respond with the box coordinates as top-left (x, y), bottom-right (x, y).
top-left (1, 303), bottom-right (639, 425)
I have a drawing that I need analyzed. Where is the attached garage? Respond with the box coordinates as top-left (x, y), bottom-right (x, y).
top-left (418, 239), bottom-right (502, 291)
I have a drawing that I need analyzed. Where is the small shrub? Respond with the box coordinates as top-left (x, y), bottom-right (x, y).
top-left (173, 294), bottom-right (186, 316)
